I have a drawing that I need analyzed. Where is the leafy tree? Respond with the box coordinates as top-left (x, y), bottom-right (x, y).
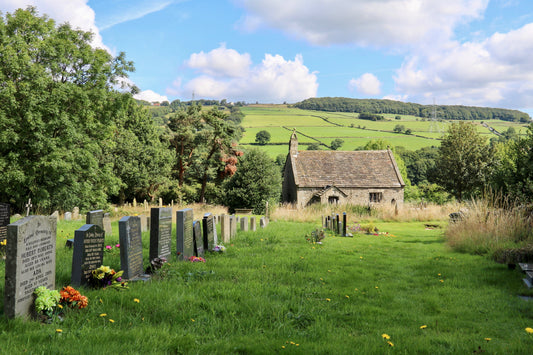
top-left (0, 7), bottom-right (144, 212)
top-left (432, 122), bottom-right (492, 201)
top-left (225, 149), bottom-right (281, 214)
top-left (330, 138), bottom-right (344, 150)
top-left (393, 124), bottom-right (405, 133)
top-left (255, 130), bottom-right (271, 145)
top-left (274, 154), bottom-right (286, 173)
top-left (307, 143), bottom-right (321, 150)
top-left (405, 128), bottom-right (412, 135)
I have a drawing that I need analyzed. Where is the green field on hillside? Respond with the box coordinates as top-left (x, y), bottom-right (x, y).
top-left (239, 105), bottom-right (529, 157)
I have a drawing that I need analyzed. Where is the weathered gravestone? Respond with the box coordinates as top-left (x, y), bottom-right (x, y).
top-left (86, 210), bottom-right (104, 230)
top-left (4, 216), bottom-right (57, 318)
top-left (240, 216), bottom-right (249, 232)
top-left (72, 207), bottom-right (79, 220)
top-left (0, 203), bottom-right (9, 242)
top-left (230, 215), bottom-right (237, 237)
top-left (250, 216), bottom-right (256, 232)
top-left (193, 220), bottom-right (204, 257)
top-left (176, 208), bottom-right (194, 261)
top-left (119, 216), bottom-right (149, 281)
top-left (260, 217), bottom-right (267, 228)
top-left (149, 207), bottom-right (172, 261)
top-left (139, 215), bottom-right (148, 233)
top-left (50, 211), bottom-right (59, 223)
top-left (64, 212), bottom-right (72, 221)
top-left (71, 224), bottom-right (105, 287)
top-left (220, 214), bottom-right (230, 243)
top-left (103, 213), bottom-right (112, 236)
top-left (202, 213), bottom-right (217, 252)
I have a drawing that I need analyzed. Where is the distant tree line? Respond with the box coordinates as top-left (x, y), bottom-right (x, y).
top-left (293, 97), bottom-right (530, 122)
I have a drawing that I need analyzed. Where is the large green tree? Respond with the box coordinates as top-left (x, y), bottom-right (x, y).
top-left (0, 7), bottom-right (166, 211)
top-left (433, 122), bottom-right (492, 201)
top-left (224, 148), bottom-right (281, 214)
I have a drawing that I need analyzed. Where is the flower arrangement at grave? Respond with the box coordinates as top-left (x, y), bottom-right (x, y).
top-left (189, 256), bottom-right (206, 263)
top-left (213, 245), bottom-right (226, 253)
top-left (59, 286), bottom-right (88, 309)
top-left (306, 229), bottom-right (325, 244)
top-left (89, 265), bottom-right (128, 290)
top-left (34, 286), bottom-right (61, 321)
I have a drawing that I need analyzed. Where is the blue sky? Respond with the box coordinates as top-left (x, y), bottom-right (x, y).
top-left (3, 0), bottom-right (533, 114)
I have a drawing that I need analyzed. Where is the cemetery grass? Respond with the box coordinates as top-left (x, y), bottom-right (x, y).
top-left (1, 220), bottom-right (533, 354)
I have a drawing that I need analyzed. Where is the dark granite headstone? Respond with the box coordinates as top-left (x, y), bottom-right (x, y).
top-left (86, 210), bottom-right (104, 230)
top-left (0, 203), bottom-right (10, 241)
top-left (4, 216), bottom-right (57, 318)
top-left (193, 220), bottom-right (204, 257)
top-left (119, 216), bottom-right (147, 280)
top-left (71, 224), bottom-right (105, 287)
top-left (149, 207), bottom-right (172, 261)
top-left (343, 213), bottom-right (347, 236)
top-left (176, 208), bottom-right (194, 261)
top-left (202, 213), bottom-right (216, 252)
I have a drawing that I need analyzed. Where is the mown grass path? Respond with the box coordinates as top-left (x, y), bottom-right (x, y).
top-left (1, 220), bottom-right (532, 354)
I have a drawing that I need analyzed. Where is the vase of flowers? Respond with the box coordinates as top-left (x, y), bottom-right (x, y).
top-left (89, 265), bottom-right (128, 290)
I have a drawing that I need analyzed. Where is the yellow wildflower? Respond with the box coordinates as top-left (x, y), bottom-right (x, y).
top-left (290, 341), bottom-right (295, 345)
top-left (99, 313), bottom-right (107, 317)
top-left (56, 329), bottom-right (62, 333)
top-left (387, 341), bottom-right (394, 347)
top-left (382, 334), bottom-right (390, 340)
top-left (345, 295), bottom-right (349, 299)
top-left (485, 338), bottom-right (491, 341)
top-left (134, 298), bottom-right (140, 303)
top-left (281, 346), bottom-right (285, 349)
top-left (326, 298), bottom-right (331, 302)
top-left (191, 319), bottom-right (195, 322)
top-left (439, 280), bottom-right (444, 283)
top-left (109, 319), bottom-right (114, 323)
top-left (526, 327), bottom-right (533, 334)
top-left (57, 304), bottom-right (63, 309)
top-left (420, 325), bottom-right (427, 329)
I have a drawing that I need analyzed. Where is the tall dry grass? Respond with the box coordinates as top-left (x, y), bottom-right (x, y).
top-left (445, 197), bottom-right (533, 255)
top-left (271, 202), bottom-right (458, 223)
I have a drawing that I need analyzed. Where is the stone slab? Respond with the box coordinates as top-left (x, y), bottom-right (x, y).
top-left (176, 208), bottom-right (194, 261)
top-left (149, 208), bottom-right (172, 261)
top-left (71, 224), bottom-right (105, 287)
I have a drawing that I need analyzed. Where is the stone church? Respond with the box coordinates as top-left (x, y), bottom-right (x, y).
top-left (282, 132), bottom-right (405, 208)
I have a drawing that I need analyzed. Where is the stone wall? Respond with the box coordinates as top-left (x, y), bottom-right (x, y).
top-left (296, 186), bottom-right (403, 208)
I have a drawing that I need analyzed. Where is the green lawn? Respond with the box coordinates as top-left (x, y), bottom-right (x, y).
top-left (1, 218), bottom-right (532, 354)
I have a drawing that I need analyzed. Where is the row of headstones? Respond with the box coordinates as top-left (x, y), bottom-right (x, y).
top-left (322, 212), bottom-right (352, 237)
top-left (3, 206), bottom-right (268, 318)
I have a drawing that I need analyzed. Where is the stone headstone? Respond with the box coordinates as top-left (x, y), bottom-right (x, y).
top-left (176, 208), bottom-right (194, 261)
top-left (221, 214), bottom-right (230, 243)
top-left (202, 213), bottom-right (216, 252)
top-left (103, 213), bottom-right (112, 236)
top-left (139, 214), bottom-right (148, 233)
top-left (143, 200), bottom-right (148, 211)
top-left (250, 216), bottom-right (256, 231)
top-left (193, 220), bottom-right (204, 257)
top-left (240, 217), bottom-right (249, 232)
top-left (72, 207), bottom-right (79, 220)
top-left (260, 217), bottom-right (266, 228)
top-left (71, 224), bottom-right (105, 287)
top-left (230, 215), bottom-right (237, 237)
top-left (133, 198), bottom-right (137, 208)
top-left (64, 211), bottom-right (72, 221)
top-left (4, 216), bottom-right (57, 318)
top-left (149, 207), bottom-right (172, 261)
top-left (50, 211), bottom-right (59, 223)
top-left (86, 210), bottom-right (104, 230)
top-left (158, 198), bottom-right (163, 207)
top-left (119, 216), bottom-right (148, 281)
top-left (0, 203), bottom-right (10, 242)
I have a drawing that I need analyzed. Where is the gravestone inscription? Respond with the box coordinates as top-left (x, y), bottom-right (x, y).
top-left (149, 208), bottom-right (172, 261)
top-left (71, 224), bottom-right (105, 287)
top-left (193, 220), bottom-right (204, 257)
top-left (119, 216), bottom-right (148, 281)
top-left (176, 208), bottom-right (194, 261)
top-left (4, 216), bottom-right (57, 318)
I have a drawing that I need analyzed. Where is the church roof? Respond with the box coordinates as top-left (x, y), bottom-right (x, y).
top-left (290, 149), bottom-right (405, 188)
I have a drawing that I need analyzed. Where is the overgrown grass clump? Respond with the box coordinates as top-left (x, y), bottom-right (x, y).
top-left (1, 218), bottom-right (533, 353)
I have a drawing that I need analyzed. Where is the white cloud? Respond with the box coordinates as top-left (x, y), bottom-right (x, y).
top-left (96, 0), bottom-right (179, 30)
top-left (1, 0), bottom-right (107, 49)
top-left (349, 73), bottom-right (381, 96)
top-left (134, 90), bottom-right (169, 103)
top-left (171, 47), bottom-right (318, 103)
top-left (236, 0), bottom-right (489, 47)
top-left (185, 44), bottom-right (252, 78)
top-left (394, 22), bottom-right (533, 108)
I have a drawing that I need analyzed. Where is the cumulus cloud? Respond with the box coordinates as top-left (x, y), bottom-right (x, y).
top-left (170, 46), bottom-right (318, 103)
top-left (394, 22), bottom-right (533, 108)
top-left (133, 90), bottom-right (169, 103)
top-left (236, 0), bottom-right (488, 47)
top-left (349, 73), bottom-right (381, 96)
top-left (1, 0), bottom-right (106, 49)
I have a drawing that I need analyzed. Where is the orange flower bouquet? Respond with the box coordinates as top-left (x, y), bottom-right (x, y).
top-left (59, 286), bottom-right (88, 309)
